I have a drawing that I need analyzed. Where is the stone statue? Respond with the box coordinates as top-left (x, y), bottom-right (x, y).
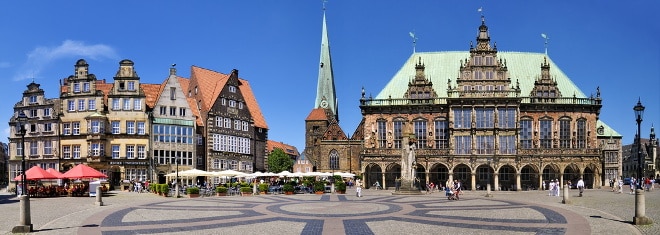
top-left (401, 137), bottom-right (416, 179)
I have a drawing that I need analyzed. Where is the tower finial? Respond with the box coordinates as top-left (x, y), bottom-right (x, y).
top-left (541, 33), bottom-right (549, 55)
top-left (322, 0), bottom-right (327, 11)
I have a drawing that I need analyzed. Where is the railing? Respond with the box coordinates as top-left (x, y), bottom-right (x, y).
top-left (360, 96), bottom-right (601, 107)
top-left (520, 97), bottom-right (601, 105)
top-left (362, 147), bottom-right (599, 157)
top-left (517, 148), bottom-right (601, 155)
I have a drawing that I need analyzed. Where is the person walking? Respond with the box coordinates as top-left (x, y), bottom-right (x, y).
top-left (355, 179), bottom-right (363, 197)
top-left (576, 178), bottom-right (585, 197)
top-left (617, 177), bottom-right (623, 193)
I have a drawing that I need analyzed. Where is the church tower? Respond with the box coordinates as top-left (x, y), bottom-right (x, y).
top-left (314, 6), bottom-right (338, 122)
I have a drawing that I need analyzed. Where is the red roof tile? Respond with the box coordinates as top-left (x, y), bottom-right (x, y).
top-left (266, 140), bottom-right (299, 156)
top-left (177, 77), bottom-right (203, 126)
top-left (141, 83), bottom-right (163, 109)
top-left (239, 78), bottom-right (268, 129)
top-left (305, 108), bottom-right (328, 121)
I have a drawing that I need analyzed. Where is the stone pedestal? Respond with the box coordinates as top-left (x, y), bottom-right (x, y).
top-left (392, 178), bottom-right (423, 195)
top-left (634, 189), bottom-right (653, 225)
top-left (12, 195), bottom-right (32, 233)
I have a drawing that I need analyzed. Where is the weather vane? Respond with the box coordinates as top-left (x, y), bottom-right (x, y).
top-left (409, 30), bottom-right (417, 53)
top-left (541, 33), bottom-right (549, 54)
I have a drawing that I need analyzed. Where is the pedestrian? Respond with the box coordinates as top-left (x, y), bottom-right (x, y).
top-left (576, 178), bottom-right (585, 197)
top-left (630, 177), bottom-right (636, 194)
top-left (355, 179), bottom-right (363, 197)
top-left (453, 180), bottom-right (462, 200)
top-left (617, 177), bottom-right (623, 194)
top-left (548, 180), bottom-right (555, 196)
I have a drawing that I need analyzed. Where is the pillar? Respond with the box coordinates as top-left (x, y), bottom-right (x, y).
top-left (516, 173), bottom-right (521, 191)
top-left (381, 173), bottom-right (386, 190)
top-left (634, 189), bottom-right (653, 225)
top-left (471, 173), bottom-right (476, 191)
top-left (538, 173), bottom-right (544, 191)
top-left (494, 173), bottom-right (500, 191)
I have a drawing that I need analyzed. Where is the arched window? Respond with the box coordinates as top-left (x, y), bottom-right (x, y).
top-left (329, 150), bottom-right (339, 170)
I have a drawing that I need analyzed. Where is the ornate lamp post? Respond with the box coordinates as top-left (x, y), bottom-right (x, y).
top-left (634, 99), bottom-right (645, 188)
top-left (632, 98), bottom-right (652, 225)
top-left (12, 111), bottom-right (32, 233)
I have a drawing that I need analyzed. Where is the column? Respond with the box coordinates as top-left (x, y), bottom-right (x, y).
top-left (516, 173), bottom-right (521, 191)
top-left (381, 173), bottom-right (386, 190)
top-left (494, 173), bottom-right (500, 191)
top-left (471, 173), bottom-right (476, 191)
top-left (538, 173), bottom-right (544, 191)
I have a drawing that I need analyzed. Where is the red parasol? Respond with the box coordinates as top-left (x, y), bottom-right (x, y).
top-left (13, 165), bottom-right (58, 181)
top-left (46, 168), bottom-right (65, 179)
top-left (62, 164), bottom-right (107, 179)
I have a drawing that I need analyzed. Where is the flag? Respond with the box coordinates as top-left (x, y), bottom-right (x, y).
top-left (409, 32), bottom-right (415, 39)
top-left (478, 7), bottom-right (482, 12)
top-left (541, 33), bottom-right (547, 39)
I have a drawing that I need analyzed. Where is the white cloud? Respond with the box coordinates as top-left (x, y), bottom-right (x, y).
top-left (12, 40), bottom-right (118, 81)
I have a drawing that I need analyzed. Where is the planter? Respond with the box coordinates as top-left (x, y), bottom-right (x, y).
top-left (217, 193), bottom-right (227, 196)
top-left (315, 191), bottom-right (324, 195)
top-left (188, 194), bottom-right (200, 198)
top-left (337, 190), bottom-right (346, 194)
top-left (242, 192), bottom-right (252, 196)
top-left (284, 191), bottom-right (294, 195)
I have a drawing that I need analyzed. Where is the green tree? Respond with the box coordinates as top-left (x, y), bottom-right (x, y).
top-left (267, 148), bottom-right (293, 173)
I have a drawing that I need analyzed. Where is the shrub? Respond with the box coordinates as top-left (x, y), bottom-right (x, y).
top-left (186, 187), bottom-right (200, 194)
top-left (240, 186), bottom-right (252, 193)
top-left (215, 186), bottom-right (228, 193)
top-left (313, 181), bottom-right (326, 192)
top-left (335, 180), bottom-right (346, 192)
top-left (258, 183), bottom-right (269, 193)
top-left (159, 184), bottom-right (169, 194)
top-left (283, 184), bottom-right (294, 192)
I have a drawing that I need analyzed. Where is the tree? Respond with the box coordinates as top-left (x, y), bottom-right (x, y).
top-left (267, 148), bottom-right (293, 173)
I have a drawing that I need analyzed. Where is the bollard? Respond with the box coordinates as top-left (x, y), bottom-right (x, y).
top-left (633, 189), bottom-right (653, 225)
top-left (485, 183), bottom-right (493, 197)
top-left (562, 184), bottom-right (571, 204)
top-left (11, 195), bottom-right (33, 233)
top-left (95, 186), bottom-right (104, 206)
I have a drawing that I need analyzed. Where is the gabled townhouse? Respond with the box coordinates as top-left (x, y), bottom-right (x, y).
top-left (186, 66), bottom-right (268, 183)
top-left (9, 81), bottom-right (60, 186)
top-left (151, 66), bottom-right (198, 184)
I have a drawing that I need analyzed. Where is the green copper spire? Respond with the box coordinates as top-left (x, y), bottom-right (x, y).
top-left (315, 8), bottom-right (338, 121)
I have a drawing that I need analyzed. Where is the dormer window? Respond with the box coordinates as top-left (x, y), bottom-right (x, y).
top-left (119, 82), bottom-right (125, 91)
top-left (73, 83), bottom-right (81, 93)
top-left (29, 95), bottom-right (37, 104)
top-left (128, 81), bottom-right (136, 91)
top-left (83, 82), bottom-right (90, 92)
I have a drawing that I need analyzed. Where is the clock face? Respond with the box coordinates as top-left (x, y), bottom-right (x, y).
top-left (320, 100), bottom-right (328, 108)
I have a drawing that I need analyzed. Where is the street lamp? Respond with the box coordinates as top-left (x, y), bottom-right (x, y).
top-left (632, 98), bottom-right (652, 225)
top-left (175, 155), bottom-right (180, 198)
top-left (12, 111), bottom-right (32, 233)
top-left (634, 98), bottom-right (645, 189)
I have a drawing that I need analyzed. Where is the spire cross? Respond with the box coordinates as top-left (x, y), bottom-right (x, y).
top-left (322, 0), bottom-right (327, 11)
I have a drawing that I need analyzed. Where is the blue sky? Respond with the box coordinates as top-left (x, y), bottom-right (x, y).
top-left (1, 1), bottom-right (658, 152)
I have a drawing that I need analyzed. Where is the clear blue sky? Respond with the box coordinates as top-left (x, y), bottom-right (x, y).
top-left (1, 1), bottom-right (658, 152)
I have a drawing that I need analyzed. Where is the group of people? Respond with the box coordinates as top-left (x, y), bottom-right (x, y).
top-left (547, 179), bottom-right (561, 196)
top-left (444, 179), bottom-right (462, 200)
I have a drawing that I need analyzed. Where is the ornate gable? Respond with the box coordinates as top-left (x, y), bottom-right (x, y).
top-left (403, 57), bottom-right (437, 100)
top-left (530, 57), bottom-right (562, 100)
top-left (451, 16), bottom-right (519, 98)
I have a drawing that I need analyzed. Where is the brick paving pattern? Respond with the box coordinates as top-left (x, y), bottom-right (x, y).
top-left (0, 186), bottom-right (656, 235)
